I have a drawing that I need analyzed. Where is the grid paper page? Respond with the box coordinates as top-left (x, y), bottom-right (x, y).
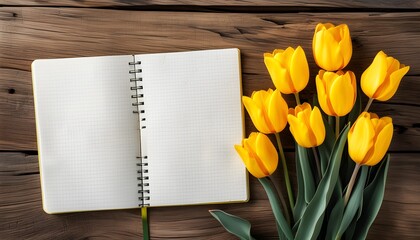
top-left (135, 49), bottom-right (248, 206)
top-left (32, 55), bottom-right (140, 213)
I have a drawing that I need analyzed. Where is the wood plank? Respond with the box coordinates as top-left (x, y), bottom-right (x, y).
top-left (2, 0), bottom-right (420, 9)
top-left (1, 8), bottom-right (419, 151)
top-left (0, 152), bottom-right (418, 239)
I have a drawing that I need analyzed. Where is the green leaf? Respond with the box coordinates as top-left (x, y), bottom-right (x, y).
top-left (336, 166), bottom-right (368, 238)
top-left (209, 210), bottom-right (255, 240)
top-left (259, 178), bottom-right (294, 240)
top-left (293, 147), bottom-right (308, 224)
top-left (325, 184), bottom-right (344, 240)
top-left (297, 145), bottom-right (316, 204)
top-left (295, 124), bottom-right (350, 240)
top-left (353, 155), bottom-right (390, 240)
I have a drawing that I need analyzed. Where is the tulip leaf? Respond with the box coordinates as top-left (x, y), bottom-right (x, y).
top-left (293, 147), bottom-right (307, 224)
top-left (297, 145), bottom-right (316, 204)
top-left (336, 166), bottom-right (368, 238)
top-left (325, 183), bottom-right (344, 240)
top-left (295, 124), bottom-right (350, 240)
top-left (259, 178), bottom-right (294, 240)
top-left (353, 155), bottom-right (390, 240)
top-left (209, 209), bottom-right (255, 240)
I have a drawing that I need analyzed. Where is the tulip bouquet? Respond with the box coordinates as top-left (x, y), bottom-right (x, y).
top-left (210, 23), bottom-right (409, 240)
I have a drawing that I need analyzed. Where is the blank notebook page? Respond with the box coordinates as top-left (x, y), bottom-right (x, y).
top-left (32, 56), bottom-right (140, 213)
top-left (136, 49), bottom-right (248, 206)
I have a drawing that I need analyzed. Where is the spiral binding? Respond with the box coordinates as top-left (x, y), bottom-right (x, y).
top-left (129, 57), bottom-right (150, 207)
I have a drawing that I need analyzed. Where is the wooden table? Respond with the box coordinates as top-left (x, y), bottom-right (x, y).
top-left (1, 1), bottom-right (419, 239)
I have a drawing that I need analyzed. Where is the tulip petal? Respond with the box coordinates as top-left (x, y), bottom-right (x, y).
top-left (330, 73), bottom-right (355, 116)
top-left (290, 46), bottom-right (309, 93)
top-left (363, 122), bottom-right (393, 166)
top-left (255, 133), bottom-right (278, 175)
top-left (386, 57), bottom-right (400, 73)
top-left (337, 24), bottom-right (352, 68)
top-left (316, 73), bottom-right (335, 116)
top-left (314, 29), bottom-right (342, 71)
top-left (276, 47), bottom-right (295, 69)
top-left (310, 107), bottom-right (326, 146)
top-left (348, 113), bottom-right (375, 164)
top-left (268, 89), bottom-right (288, 132)
top-left (264, 57), bottom-right (294, 94)
top-left (288, 114), bottom-right (314, 148)
top-left (234, 144), bottom-right (248, 162)
top-left (235, 144), bottom-right (268, 178)
top-left (243, 97), bottom-right (271, 133)
top-left (361, 51), bottom-right (388, 98)
top-left (238, 149), bottom-right (267, 178)
top-left (375, 66), bottom-right (410, 101)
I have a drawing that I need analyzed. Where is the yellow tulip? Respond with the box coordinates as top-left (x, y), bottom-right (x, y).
top-left (242, 89), bottom-right (288, 134)
top-left (313, 23), bottom-right (352, 71)
top-left (348, 112), bottom-right (393, 166)
top-left (264, 46), bottom-right (309, 94)
top-left (361, 51), bottom-right (410, 101)
top-left (287, 103), bottom-right (325, 148)
top-left (316, 70), bottom-right (357, 116)
top-left (235, 132), bottom-right (278, 178)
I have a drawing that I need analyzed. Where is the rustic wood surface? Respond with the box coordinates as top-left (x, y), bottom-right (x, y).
top-left (0, 1), bottom-right (419, 239)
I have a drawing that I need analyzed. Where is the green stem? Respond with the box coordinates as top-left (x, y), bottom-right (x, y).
top-left (328, 115), bottom-right (334, 128)
top-left (275, 133), bottom-right (295, 210)
top-left (335, 116), bottom-right (340, 140)
top-left (344, 164), bottom-right (361, 206)
top-left (259, 178), bottom-right (294, 240)
top-left (142, 207), bottom-right (150, 240)
top-left (294, 92), bottom-right (301, 106)
top-left (312, 147), bottom-right (322, 182)
top-left (363, 98), bottom-right (374, 113)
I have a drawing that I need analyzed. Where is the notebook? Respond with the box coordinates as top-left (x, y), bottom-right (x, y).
top-left (31, 48), bottom-right (248, 214)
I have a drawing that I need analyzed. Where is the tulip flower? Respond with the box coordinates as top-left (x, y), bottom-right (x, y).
top-left (287, 103), bottom-right (325, 148)
top-left (264, 46), bottom-right (309, 95)
top-left (235, 132), bottom-right (278, 178)
top-left (344, 112), bottom-right (393, 206)
top-left (348, 112), bottom-right (393, 166)
top-left (316, 70), bottom-right (357, 117)
top-left (313, 23), bottom-right (352, 71)
top-left (242, 89), bottom-right (288, 134)
top-left (361, 51), bottom-right (410, 102)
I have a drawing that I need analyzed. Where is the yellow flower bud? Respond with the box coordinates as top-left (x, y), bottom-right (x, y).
top-left (316, 70), bottom-right (357, 116)
top-left (242, 89), bottom-right (288, 134)
top-left (264, 46), bottom-right (309, 94)
top-left (313, 23), bottom-right (352, 71)
top-left (361, 51), bottom-right (410, 101)
top-left (348, 112), bottom-right (393, 166)
top-left (235, 132), bottom-right (278, 178)
top-left (287, 103), bottom-right (325, 148)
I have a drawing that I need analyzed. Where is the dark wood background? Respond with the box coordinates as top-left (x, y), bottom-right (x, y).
top-left (1, 1), bottom-right (419, 239)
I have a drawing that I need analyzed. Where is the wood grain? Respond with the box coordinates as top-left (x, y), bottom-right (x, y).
top-left (0, 8), bottom-right (419, 151)
top-left (0, 152), bottom-right (418, 239)
top-left (2, 0), bottom-right (420, 9)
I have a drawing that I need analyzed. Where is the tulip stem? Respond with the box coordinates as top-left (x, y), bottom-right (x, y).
top-left (344, 163), bottom-right (361, 206)
top-left (335, 116), bottom-right (340, 140)
top-left (294, 92), bottom-right (301, 106)
top-left (363, 98), bottom-right (374, 113)
top-left (275, 133), bottom-right (295, 210)
top-left (312, 147), bottom-right (322, 182)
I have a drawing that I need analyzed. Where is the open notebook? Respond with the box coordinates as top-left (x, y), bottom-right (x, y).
top-left (32, 48), bottom-right (248, 214)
